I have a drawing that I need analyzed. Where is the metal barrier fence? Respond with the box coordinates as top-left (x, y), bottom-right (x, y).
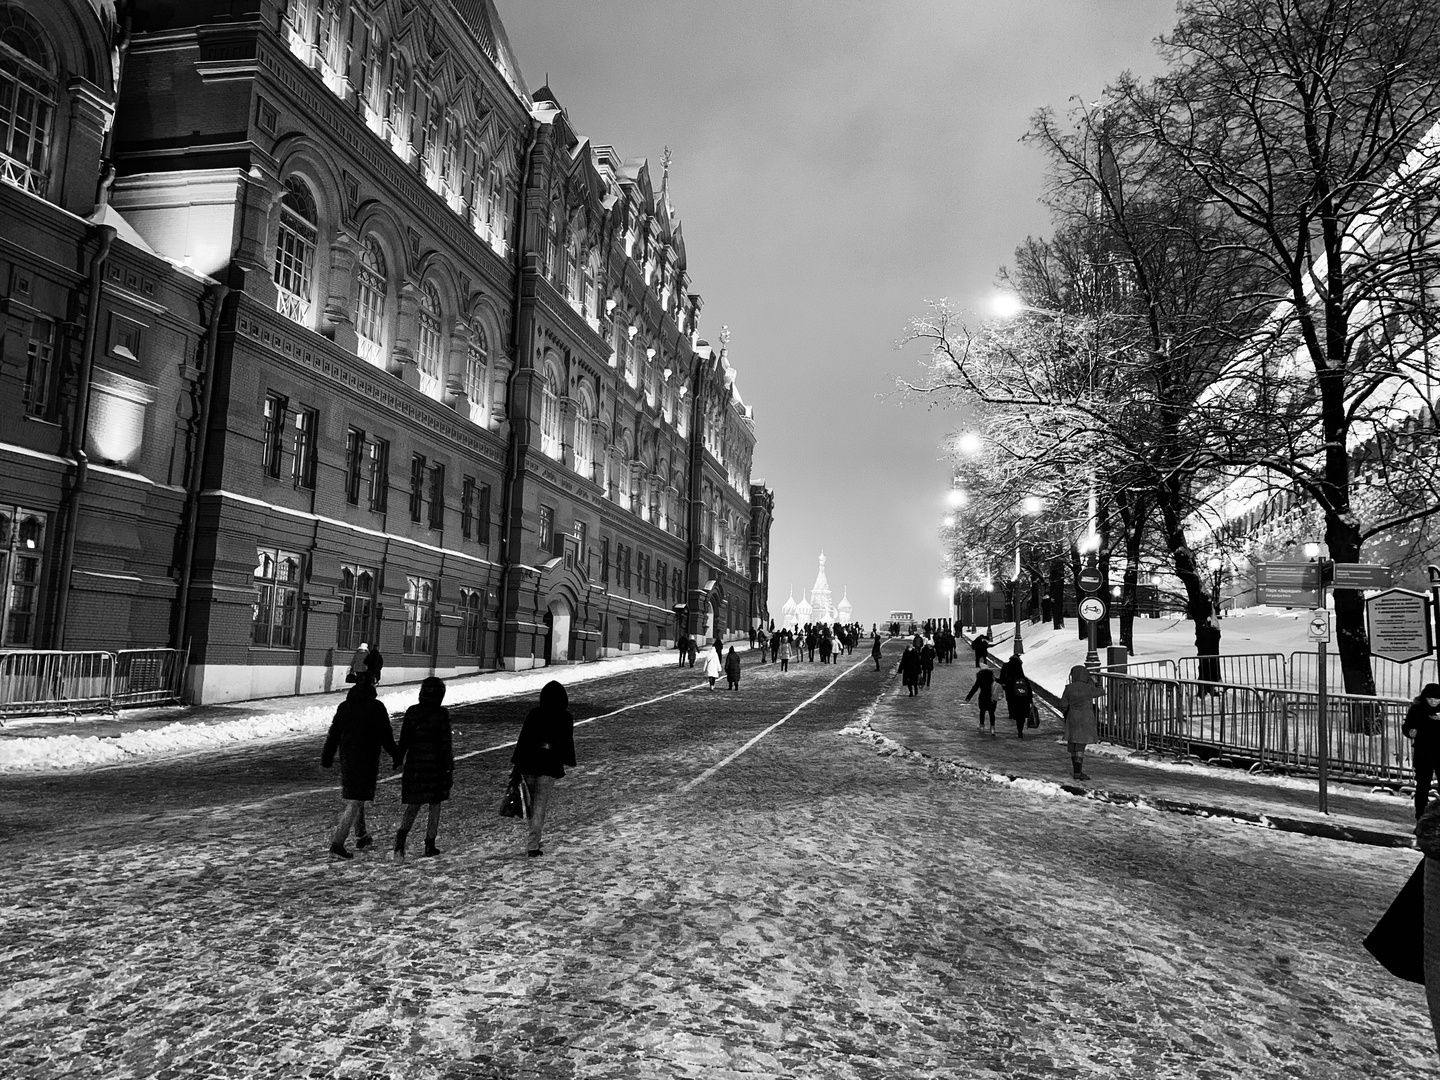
top-left (1102, 659), bottom-right (1176, 680)
top-left (1175, 652), bottom-right (1288, 688)
top-left (1287, 651), bottom-right (1431, 700)
top-left (0, 648), bottom-right (187, 720)
top-left (1097, 673), bottom-right (1413, 784)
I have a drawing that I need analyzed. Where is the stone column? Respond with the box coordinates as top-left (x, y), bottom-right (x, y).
top-left (59, 78), bottom-right (113, 216)
top-left (323, 233), bottom-right (360, 352)
top-left (445, 320), bottom-right (472, 414)
top-left (390, 280), bottom-right (420, 387)
top-left (558, 396), bottom-right (580, 472)
top-left (233, 164), bottom-right (283, 302)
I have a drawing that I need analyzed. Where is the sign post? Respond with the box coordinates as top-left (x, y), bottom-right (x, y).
top-left (1307, 608), bottom-right (1331, 814)
top-left (1078, 560), bottom-right (1102, 672)
top-left (1255, 561), bottom-right (1321, 608)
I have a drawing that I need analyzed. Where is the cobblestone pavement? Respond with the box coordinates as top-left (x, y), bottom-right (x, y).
top-left (0, 644), bottom-right (1433, 1078)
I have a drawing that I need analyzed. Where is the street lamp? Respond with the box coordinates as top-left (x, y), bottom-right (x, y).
top-left (1010, 496), bottom-right (1044, 657)
top-left (1207, 554), bottom-right (1223, 619)
top-left (983, 572), bottom-right (994, 637)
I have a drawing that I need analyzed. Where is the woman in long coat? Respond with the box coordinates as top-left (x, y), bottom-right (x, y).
top-left (1059, 664), bottom-right (1103, 781)
top-left (511, 680), bottom-right (577, 857)
top-left (898, 645), bottom-right (921, 696)
top-left (998, 655), bottom-right (1035, 739)
top-left (702, 642), bottom-right (725, 689)
top-left (321, 681), bottom-right (397, 858)
top-left (392, 677), bottom-right (453, 859)
top-left (870, 634), bottom-right (883, 671)
top-left (965, 667), bottom-right (998, 732)
top-left (724, 646), bottom-right (742, 690)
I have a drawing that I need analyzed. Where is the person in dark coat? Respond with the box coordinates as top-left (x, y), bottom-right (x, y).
top-left (392, 677), bottom-right (453, 859)
top-left (971, 633), bottom-right (990, 667)
top-left (1195, 616), bottom-right (1221, 692)
top-left (364, 643), bottom-right (384, 686)
top-left (1405, 683), bottom-right (1440, 819)
top-left (920, 641), bottom-right (936, 687)
top-left (998, 655), bottom-right (1035, 739)
top-left (898, 645), bottom-right (921, 696)
top-left (871, 635), bottom-right (883, 671)
top-left (511, 680), bottom-right (577, 857)
top-left (725, 646), bottom-right (742, 690)
top-left (966, 667), bottom-right (999, 733)
top-left (677, 634), bottom-right (690, 668)
top-left (321, 681), bottom-right (397, 859)
top-left (770, 631), bottom-right (781, 663)
top-left (686, 636), bottom-right (698, 667)
top-left (1060, 664), bottom-right (1103, 780)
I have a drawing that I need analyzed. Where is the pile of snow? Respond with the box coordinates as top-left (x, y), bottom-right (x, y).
top-left (0, 647), bottom-right (688, 775)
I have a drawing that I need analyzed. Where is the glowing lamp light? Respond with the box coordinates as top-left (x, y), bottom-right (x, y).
top-left (956, 432), bottom-right (982, 455)
top-left (1303, 542), bottom-right (1321, 559)
top-left (628, 324), bottom-right (639, 339)
top-left (1021, 495), bottom-right (1044, 515)
top-left (85, 369), bottom-right (156, 467)
top-left (947, 489), bottom-right (968, 508)
top-left (605, 298), bottom-right (617, 313)
top-left (942, 515), bottom-right (956, 528)
top-left (990, 291), bottom-right (1024, 319)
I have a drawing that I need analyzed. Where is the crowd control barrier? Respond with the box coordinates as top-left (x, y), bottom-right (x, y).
top-left (0, 648), bottom-right (187, 721)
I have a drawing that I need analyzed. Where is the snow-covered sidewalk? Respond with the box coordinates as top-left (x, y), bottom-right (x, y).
top-left (0, 647), bottom-right (721, 774)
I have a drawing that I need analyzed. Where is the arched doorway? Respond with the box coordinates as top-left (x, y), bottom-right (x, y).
top-left (547, 597), bottom-right (572, 665)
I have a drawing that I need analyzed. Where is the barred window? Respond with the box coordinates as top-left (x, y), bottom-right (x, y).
top-left (353, 237), bottom-right (387, 367)
top-left (252, 548), bottom-right (302, 648)
top-left (0, 506), bottom-right (45, 647)
top-left (336, 564), bottom-right (376, 651)
top-left (402, 575), bottom-right (434, 654)
top-left (273, 178), bottom-right (317, 325)
top-left (417, 281), bottom-right (444, 400)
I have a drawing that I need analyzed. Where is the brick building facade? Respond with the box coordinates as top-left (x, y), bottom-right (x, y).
top-left (0, 0), bottom-right (771, 703)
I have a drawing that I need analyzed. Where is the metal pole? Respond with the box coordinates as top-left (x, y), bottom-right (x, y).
top-left (1085, 617), bottom-right (1099, 672)
top-left (1013, 580), bottom-right (1024, 657)
top-left (1317, 638), bottom-right (1329, 814)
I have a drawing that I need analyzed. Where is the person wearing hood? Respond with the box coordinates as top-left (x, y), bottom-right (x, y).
top-left (870, 634), bottom-right (883, 671)
top-left (702, 641), bottom-right (725, 689)
top-left (971, 633), bottom-right (991, 667)
top-left (998, 655), bottom-right (1035, 739)
top-left (966, 666), bottom-right (999, 733)
top-left (724, 646), bottom-right (742, 690)
top-left (321, 681), bottom-right (397, 859)
top-left (511, 680), bottom-right (577, 857)
top-left (1059, 665), bottom-right (1103, 781)
top-left (898, 645), bottom-right (921, 696)
top-left (1405, 683), bottom-right (1440, 819)
top-left (392, 677), bottom-right (453, 859)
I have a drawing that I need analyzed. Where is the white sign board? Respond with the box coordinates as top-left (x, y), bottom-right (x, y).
top-left (1078, 597), bottom-right (1105, 622)
top-left (1366, 589), bottom-right (1431, 664)
top-left (1307, 609), bottom-right (1331, 643)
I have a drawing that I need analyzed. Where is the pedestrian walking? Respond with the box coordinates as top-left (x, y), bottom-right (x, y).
top-left (320, 681), bottom-right (397, 859)
top-left (392, 676), bottom-right (452, 860)
top-left (702, 643), bottom-right (725, 689)
top-left (779, 634), bottom-right (792, 672)
top-left (898, 645), bottom-right (921, 696)
top-left (725, 646), bottom-right (741, 690)
top-left (1059, 664), bottom-right (1102, 781)
top-left (871, 635), bottom-right (883, 671)
top-left (345, 642), bottom-right (371, 684)
top-left (971, 633), bottom-right (990, 668)
top-left (1405, 683), bottom-right (1440, 819)
top-left (965, 667), bottom-right (998, 733)
top-left (757, 628), bottom-right (768, 663)
top-left (819, 634), bottom-right (832, 664)
top-left (770, 631), bottom-right (781, 663)
top-left (364, 642), bottom-right (384, 686)
top-left (920, 641), bottom-right (936, 687)
top-left (998, 655), bottom-right (1035, 739)
top-left (677, 633), bottom-right (690, 668)
top-left (687, 636), bottom-right (698, 668)
top-left (511, 680), bottom-right (576, 858)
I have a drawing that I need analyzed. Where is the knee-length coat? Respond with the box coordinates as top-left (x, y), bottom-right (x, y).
top-left (321, 684), bottom-right (397, 801)
top-left (1059, 666), bottom-right (1103, 744)
top-left (395, 698), bottom-right (454, 805)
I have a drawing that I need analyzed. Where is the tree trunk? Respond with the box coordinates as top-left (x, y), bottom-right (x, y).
top-left (1050, 556), bottom-right (1065, 630)
top-left (1157, 478), bottom-right (1217, 654)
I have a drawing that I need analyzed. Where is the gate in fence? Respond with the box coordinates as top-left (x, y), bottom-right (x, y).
top-left (0, 648), bottom-right (188, 720)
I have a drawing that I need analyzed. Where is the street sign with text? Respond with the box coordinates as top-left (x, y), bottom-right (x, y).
top-left (1256, 561), bottom-right (1321, 608)
top-left (1367, 589), bottom-right (1431, 663)
top-left (1331, 563), bottom-right (1395, 591)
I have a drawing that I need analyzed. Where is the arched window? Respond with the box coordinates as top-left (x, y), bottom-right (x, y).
top-left (416, 282), bottom-right (444, 399)
top-left (625, 335), bottom-right (638, 389)
top-left (565, 231), bottom-right (582, 304)
top-left (360, 23), bottom-right (386, 129)
top-left (384, 49), bottom-right (411, 155)
top-left (573, 388), bottom-right (594, 479)
top-left (488, 166), bottom-right (505, 248)
top-left (465, 319), bottom-right (489, 424)
top-left (274, 177), bottom-right (318, 326)
top-left (583, 251), bottom-right (600, 322)
top-left (539, 360), bottom-right (561, 459)
top-left (545, 199), bottom-right (562, 284)
top-left (0, 8), bottom-right (53, 198)
top-left (353, 237), bottom-right (387, 367)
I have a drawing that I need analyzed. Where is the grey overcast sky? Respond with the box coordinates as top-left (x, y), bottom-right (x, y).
top-left (497, 0), bottom-right (1179, 627)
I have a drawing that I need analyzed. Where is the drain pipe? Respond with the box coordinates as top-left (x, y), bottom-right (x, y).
top-left (494, 118), bottom-right (540, 670)
top-left (172, 281), bottom-right (231, 649)
top-left (51, 222), bottom-right (118, 648)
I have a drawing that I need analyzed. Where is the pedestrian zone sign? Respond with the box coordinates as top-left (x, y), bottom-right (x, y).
top-left (1078, 596), bottom-right (1105, 622)
top-left (1366, 589), bottom-right (1431, 664)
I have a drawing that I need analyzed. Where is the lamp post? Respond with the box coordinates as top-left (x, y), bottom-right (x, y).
top-left (983, 573), bottom-right (994, 637)
top-left (1207, 554), bottom-right (1223, 619)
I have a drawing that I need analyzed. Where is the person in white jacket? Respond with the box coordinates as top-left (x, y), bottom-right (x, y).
top-left (702, 643), bottom-right (725, 690)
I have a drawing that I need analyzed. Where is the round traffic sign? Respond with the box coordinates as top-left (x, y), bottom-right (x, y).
top-left (1078, 597), bottom-right (1105, 622)
top-left (1078, 567), bottom-right (1102, 593)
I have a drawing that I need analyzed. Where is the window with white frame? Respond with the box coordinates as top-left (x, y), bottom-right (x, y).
top-left (336, 564), bottom-right (376, 651)
top-left (458, 586), bottom-right (484, 656)
top-left (252, 548), bottom-right (302, 648)
top-left (572, 389), bottom-right (594, 479)
top-left (465, 319), bottom-right (489, 424)
top-left (583, 251), bottom-right (599, 322)
top-left (539, 362), bottom-right (561, 459)
top-left (565, 232), bottom-right (581, 305)
top-left (360, 23), bottom-right (385, 129)
top-left (384, 48), bottom-right (411, 155)
top-left (273, 178), bottom-right (318, 326)
top-left (0, 506), bottom-right (45, 647)
top-left (0, 9), bottom-right (54, 198)
top-left (353, 237), bottom-right (387, 367)
top-left (416, 282), bottom-right (444, 400)
top-left (402, 576), bottom-right (434, 654)
top-left (625, 336), bottom-right (638, 389)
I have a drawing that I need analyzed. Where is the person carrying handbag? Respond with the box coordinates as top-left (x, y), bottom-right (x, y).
top-left (998, 655), bottom-right (1035, 739)
top-left (511, 680), bottom-right (576, 858)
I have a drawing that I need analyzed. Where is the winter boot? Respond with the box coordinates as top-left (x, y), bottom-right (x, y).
top-left (355, 831), bottom-right (373, 850)
top-left (393, 829), bottom-right (408, 861)
top-left (329, 843), bottom-right (353, 860)
top-left (423, 837), bottom-right (440, 858)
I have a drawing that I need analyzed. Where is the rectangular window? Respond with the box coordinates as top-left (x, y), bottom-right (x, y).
top-left (336, 564), bottom-right (376, 651)
top-left (538, 504), bottom-right (554, 553)
top-left (262, 392), bottom-right (287, 478)
top-left (461, 476), bottom-right (475, 539)
top-left (458, 586), bottom-right (484, 657)
top-left (292, 406), bottom-right (318, 489)
top-left (344, 427), bottom-right (364, 504)
top-left (477, 484), bottom-right (491, 544)
top-left (657, 560), bottom-right (666, 603)
top-left (403, 575), bottom-right (435, 654)
top-left (367, 437), bottom-right (389, 512)
top-left (22, 320), bottom-right (55, 418)
top-left (572, 519), bottom-right (587, 562)
top-left (409, 453), bottom-right (426, 522)
top-left (639, 552), bottom-right (649, 595)
top-left (601, 536), bottom-right (610, 586)
top-left (427, 463), bottom-right (445, 530)
top-left (252, 548), bottom-right (303, 648)
top-left (0, 507), bottom-right (46, 647)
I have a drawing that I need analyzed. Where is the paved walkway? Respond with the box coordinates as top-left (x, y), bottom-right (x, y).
top-left (865, 656), bottom-right (1418, 847)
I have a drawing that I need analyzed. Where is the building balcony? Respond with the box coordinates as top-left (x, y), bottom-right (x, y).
top-left (0, 153), bottom-right (48, 198)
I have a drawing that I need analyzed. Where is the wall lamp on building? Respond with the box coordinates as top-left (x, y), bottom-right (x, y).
top-left (628, 324), bottom-right (639, 339)
top-left (605, 299), bottom-right (617, 314)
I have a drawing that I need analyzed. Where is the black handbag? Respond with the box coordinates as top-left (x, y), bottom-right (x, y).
top-left (498, 771), bottom-right (532, 819)
top-left (1027, 702), bottom-right (1040, 729)
top-left (1363, 859), bottom-right (1425, 984)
